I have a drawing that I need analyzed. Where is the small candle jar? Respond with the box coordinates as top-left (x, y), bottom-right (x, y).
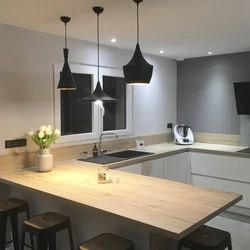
top-left (80, 150), bottom-right (88, 160)
top-left (98, 167), bottom-right (110, 184)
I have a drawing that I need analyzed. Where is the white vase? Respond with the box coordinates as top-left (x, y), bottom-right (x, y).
top-left (36, 148), bottom-right (53, 172)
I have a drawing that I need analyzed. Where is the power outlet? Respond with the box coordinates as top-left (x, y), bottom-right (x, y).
top-left (5, 139), bottom-right (27, 149)
top-left (167, 123), bottom-right (173, 129)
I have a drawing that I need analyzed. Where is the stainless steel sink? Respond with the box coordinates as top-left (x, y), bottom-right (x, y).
top-left (107, 150), bottom-right (154, 159)
top-left (78, 150), bottom-right (154, 165)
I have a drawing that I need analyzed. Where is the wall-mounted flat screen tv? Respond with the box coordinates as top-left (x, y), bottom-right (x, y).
top-left (234, 82), bottom-right (250, 115)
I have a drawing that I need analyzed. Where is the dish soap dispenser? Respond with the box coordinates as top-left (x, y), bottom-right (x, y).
top-left (93, 143), bottom-right (99, 157)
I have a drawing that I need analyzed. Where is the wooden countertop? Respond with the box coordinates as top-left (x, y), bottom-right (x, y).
top-left (0, 160), bottom-right (242, 239)
top-left (80, 142), bottom-right (247, 170)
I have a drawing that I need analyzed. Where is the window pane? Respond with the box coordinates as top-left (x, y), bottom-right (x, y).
top-left (103, 76), bottom-right (126, 131)
top-left (60, 73), bottom-right (92, 136)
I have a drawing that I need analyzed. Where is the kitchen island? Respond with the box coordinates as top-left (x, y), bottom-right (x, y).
top-left (0, 157), bottom-right (242, 250)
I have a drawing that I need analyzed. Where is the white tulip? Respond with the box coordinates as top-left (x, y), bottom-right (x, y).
top-left (47, 125), bottom-right (52, 130)
top-left (55, 129), bottom-right (61, 136)
top-left (28, 131), bottom-right (34, 136)
top-left (38, 131), bottom-right (45, 138)
top-left (39, 125), bottom-right (46, 132)
top-left (46, 128), bottom-right (52, 135)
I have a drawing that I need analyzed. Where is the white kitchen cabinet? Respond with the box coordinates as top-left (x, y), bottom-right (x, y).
top-left (191, 152), bottom-right (250, 183)
top-left (191, 174), bottom-right (249, 208)
top-left (117, 153), bottom-right (189, 183)
top-left (165, 153), bottom-right (189, 183)
top-left (190, 152), bottom-right (250, 211)
top-left (141, 158), bottom-right (165, 179)
top-left (141, 153), bottom-right (189, 183)
top-left (151, 158), bottom-right (165, 179)
top-left (116, 163), bottom-right (142, 175)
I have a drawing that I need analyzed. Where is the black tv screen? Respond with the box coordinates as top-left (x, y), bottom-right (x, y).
top-left (234, 82), bottom-right (250, 115)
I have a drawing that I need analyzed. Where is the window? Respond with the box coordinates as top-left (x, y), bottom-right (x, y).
top-left (103, 76), bottom-right (127, 131)
top-left (54, 63), bottom-right (132, 144)
top-left (60, 73), bottom-right (92, 135)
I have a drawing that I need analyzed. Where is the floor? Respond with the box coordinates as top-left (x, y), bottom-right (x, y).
top-left (207, 213), bottom-right (250, 250)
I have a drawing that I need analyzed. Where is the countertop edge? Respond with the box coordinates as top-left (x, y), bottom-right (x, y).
top-left (107, 144), bottom-right (249, 169)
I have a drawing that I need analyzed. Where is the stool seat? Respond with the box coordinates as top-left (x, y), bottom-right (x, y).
top-left (0, 198), bottom-right (28, 214)
top-left (79, 233), bottom-right (135, 250)
top-left (179, 225), bottom-right (232, 250)
top-left (21, 211), bottom-right (74, 250)
top-left (24, 212), bottom-right (70, 231)
top-left (0, 198), bottom-right (34, 250)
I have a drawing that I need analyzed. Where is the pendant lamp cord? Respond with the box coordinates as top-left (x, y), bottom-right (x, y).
top-left (137, 2), bottom-right (139, 44)
top-left (97, 13), bottom-right (100, 82)
top-left (64, 22), bottom-right (67, 48)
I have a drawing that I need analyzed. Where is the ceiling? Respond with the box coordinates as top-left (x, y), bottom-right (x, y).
top-left (1, 0), bottom-right (250, 59)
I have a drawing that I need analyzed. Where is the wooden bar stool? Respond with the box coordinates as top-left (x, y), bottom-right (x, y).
top-left (79, 233), bottom-right (135, 250)
top-left (178, 225), bottom-right (232, 250)
top-left (20, 211), bottom-right (74, 250)
top-left (0, 198), bottom-right (35, 250)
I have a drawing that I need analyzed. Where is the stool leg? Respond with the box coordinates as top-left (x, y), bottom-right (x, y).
top-left (228, 240), bottom-right (233, 250)
top-left (48, 235), bottom-right (56, 250)
top-left (26, 209), bottom-right (35, 250)
top-left (177, 242), bottom-right (182, 250)
top-left (67, 223), bottom-right (74, 250)
top-left (20, 230), bottom-right (26, 250)
top-left (10, 214), bottom-right (20, 250)
top-left (0, 216), bottom-right (7, 250)
top-left (37, 235), bottom-right (48, 250)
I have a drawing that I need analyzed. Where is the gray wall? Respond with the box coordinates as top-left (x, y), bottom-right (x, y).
top-left (177, 51), bottom-right (250, 134)
top-left (0, 23), bottom-right (177, 155)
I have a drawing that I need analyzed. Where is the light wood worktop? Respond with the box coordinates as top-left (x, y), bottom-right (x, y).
top-left (0, 160), bottom-right (242, 239)
top-left (83, 142), bottom-right (247, 170)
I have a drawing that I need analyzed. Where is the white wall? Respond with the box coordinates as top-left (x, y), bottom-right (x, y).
top-left (0, 23), bottom-right (177, 155)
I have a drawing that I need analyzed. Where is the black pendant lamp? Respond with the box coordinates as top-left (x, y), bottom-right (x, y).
top-left (57, 16), bottom-right (77, 90)
top-left (123, 0), bottom-right (153, 85)
top-left (79, 7), bottom-right (116, 102)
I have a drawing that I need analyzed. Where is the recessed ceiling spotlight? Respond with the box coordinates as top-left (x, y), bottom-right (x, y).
top-left (208, 52), bottom-right (212, 55)
top-left (160, 50), bottom-right (164, 54)
top-left (111, 38), bottom-right (116, 43)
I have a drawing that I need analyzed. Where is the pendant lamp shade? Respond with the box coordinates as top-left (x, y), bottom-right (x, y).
top-left (123, 0), bottom-right (153, 85)
top-left (57, 16), bottom-right (77, 90)
top-left (79, 7), bottom-right (116, 102)
top-left (78, 81), bottom-right (116, 102)
top-left (123, 43), bottom-right (153, 85)
top-left (58, 48), bottom-right (76, 90)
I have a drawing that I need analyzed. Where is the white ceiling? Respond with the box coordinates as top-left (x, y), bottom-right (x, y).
top-left (1, 0), bottom-right (250, 59)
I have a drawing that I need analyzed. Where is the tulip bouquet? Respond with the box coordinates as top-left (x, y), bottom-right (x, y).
top-left (28, 125), bottom-right (61, 149)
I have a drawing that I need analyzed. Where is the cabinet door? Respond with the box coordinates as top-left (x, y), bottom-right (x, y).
top-left (165, 153), bottom-right (189, 183)
top-left (141, 159), bottom-right (165, 179)
top-left (151, 158), bottom-right (165, 179)
top-left (117, 163), bottom-right (142, 175)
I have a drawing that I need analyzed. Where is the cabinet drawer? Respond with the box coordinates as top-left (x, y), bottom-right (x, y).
top-left (191, 153), bottom-right (250, 183)
top-left (192, 175), bottom-right (246, 208)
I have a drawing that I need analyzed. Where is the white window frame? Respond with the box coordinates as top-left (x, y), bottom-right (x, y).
top-left (100, 67), bottom-right (132, 136)
top-left (53, 63), bottom-right (99, 143)
top-left (53, 63), bottom-right (133, 144)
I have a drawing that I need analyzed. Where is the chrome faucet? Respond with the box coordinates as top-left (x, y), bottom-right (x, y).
top-left (99, 132), bottom-right (118, 155)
